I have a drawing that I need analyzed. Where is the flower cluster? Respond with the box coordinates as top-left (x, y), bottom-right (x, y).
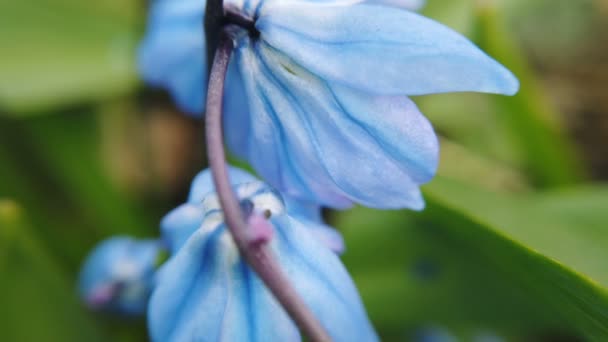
top-left (80, 0), bottom-right (517, 340)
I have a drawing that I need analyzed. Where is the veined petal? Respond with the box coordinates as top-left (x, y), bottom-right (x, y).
top-left (224, 54), bottom-right (254, 159)
top-left (330, 82), bottom-right (439, 186)
top-left (232, 40), bottom-right (433, 209)
top-left (149, 183), bottom-right (377, 341)
top-left (232, 39), bottom-right (354, 209)
top-left (256, 2), bottom-right (519, 96)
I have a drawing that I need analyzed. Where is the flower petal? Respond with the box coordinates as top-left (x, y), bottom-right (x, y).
top-left (187, 167), bottom-right (258, 203)
top-left (165, 168), bottom-right (345, 254)
top-left (284, 197), bottom-right (345, 253)
top-left (160, 203), bottom-right (206, 254)
top-left (357, 0), bottom-right (425, 10)
top-left (231, 40), bottom-right (355, 208)
top-left (138, 0), bottom-right (206, 115)
top-left (231, 40), bottom-right (435, 209)
top-left (257, 2), bottom-right (518, 96)
top-left (149, 208), bottom-right (377, 341)
top-left (79, 237), bottom-right (161, 315)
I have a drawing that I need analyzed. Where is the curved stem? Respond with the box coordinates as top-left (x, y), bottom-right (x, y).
top-left (205, 28), bottom-right (332, 342)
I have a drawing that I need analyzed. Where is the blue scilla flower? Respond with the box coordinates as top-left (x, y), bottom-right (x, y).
top-left (161, 167), bottom-right (344, 254)
top-left (78, 237), bottom-right (162, 315)
top-left (149, 173), bottom-right (375, 341)
top-left (139, 0), bottom-right (518, 210)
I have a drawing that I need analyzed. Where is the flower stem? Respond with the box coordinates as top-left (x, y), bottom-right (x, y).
top-left (205, 27), bottom-right (332, 342)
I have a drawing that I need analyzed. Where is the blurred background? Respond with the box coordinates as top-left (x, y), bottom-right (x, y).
top-left (1, 0), bottom-right (607, 341)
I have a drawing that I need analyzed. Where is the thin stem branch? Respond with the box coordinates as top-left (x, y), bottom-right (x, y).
top-left (205, 27), bottom-right (332, 342)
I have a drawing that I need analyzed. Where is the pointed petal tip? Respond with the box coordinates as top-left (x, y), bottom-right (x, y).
top-left (488, 63), bottom-right (520, 96)
top-left (410, 197), bottom-right (426, 211)
top-left (502, 70), bottom-right (520, 96)
top-left (402, 188), bottom-right (426, 211)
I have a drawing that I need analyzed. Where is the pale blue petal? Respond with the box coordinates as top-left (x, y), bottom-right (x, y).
top-left (79, 237), bottom-right (161, 315)
top-left (149, 183), bottom-right (377, 341)
top-left (233, 39), bottom-right (354, 209)
top-left (160, 203), bottom-right (206, 254)
top-left (303, 219), bottom-right (346, 254)
top-left (284, 197), bottom-right (345, 253)
top-left (257, 2), bottom-right (519, 96)
top-left (224, 54), bottom-right (253, 157)
top-left (231, 40), bottom-right (433, 209)
top-left (160, 167), bottom-right (257, 253)
top-left (138, 0), bottom-right (206, 115)
top-left (284, 197), bottom-right (323, 223)
top-left (187, 167), bottom-right (257, 203)
top-left (167, 168), bottom-right (344, 254)
top-left (297, 0), bottom-right (424, 10)
top-left (357, 0), bottom-right (425, 10)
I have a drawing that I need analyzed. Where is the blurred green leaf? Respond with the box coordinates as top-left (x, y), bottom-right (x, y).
top-left (422, 0), bottom-right (475, 34)
top-left (338, 179), bottom-right (608, 340)
top-left (0, 112), bottom-right (155, 271)
top-left (0, 201), bottom-right (106, 342)
top-left (437, 138), bottom-right (529, 193)
top-left (426, 177), bottom-right (608, 288)
top-left (0, 0), bottom-right (140, 114)
top-left (472, 2), bottom-right (582, 187)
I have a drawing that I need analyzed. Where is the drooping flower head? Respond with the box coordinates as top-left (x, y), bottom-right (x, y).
top-left (161, 166), bottom-right (344, 255)
top-left (78, 237), bottom-right (162, 315)
top-left (149, 167), bottom-right (375, 341)
top-left (139, 0), bottom-right (518, 210)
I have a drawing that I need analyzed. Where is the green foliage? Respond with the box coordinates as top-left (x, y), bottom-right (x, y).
top-left (0, 0), bottom-right (140, 114)
top-left (472, 3), bottom-right (582, 187)
top-left (339, 179), bottom-right (608, 341)
top-left (0, 201), bottom-right (106, 342)
top-left (0, 112), bottom-right (155, 272)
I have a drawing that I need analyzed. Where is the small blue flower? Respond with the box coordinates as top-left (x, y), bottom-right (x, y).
top-left (149, 172), bottom-right (374, 341)
top-left (139, 0), bottom-right (518, 210)
top-left (161, 167), bottom-right (344, 254)
top-left (78, 237), bottom-right (162, 315)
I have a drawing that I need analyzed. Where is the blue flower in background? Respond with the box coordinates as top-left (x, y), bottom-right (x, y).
top-left (139, 0), bottom-right (518, 210)
top-left (138, 0), bottom-right (425, 115)
top-left (149, 171), bottom-right (376, 341)
top-left (161, 167), bottom-right (344, 255)
top-left (78, 237), bottom-right (162, 315)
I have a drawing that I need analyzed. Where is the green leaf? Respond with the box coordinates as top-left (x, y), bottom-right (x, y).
top-left (422, 0), bottom-right (475, 34)
top-left (0, 201), bottom-right (106, 342)
top-left (0, 0), bottom-right (140, 114)
top-left (471, 3), bottom-right (582, 187)
top-left (0, 112), bottom-right (155, 271)
top-left (337, 180), bottom-right (608, 340)
top-left (426, 177), bottom-right (608, 289)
